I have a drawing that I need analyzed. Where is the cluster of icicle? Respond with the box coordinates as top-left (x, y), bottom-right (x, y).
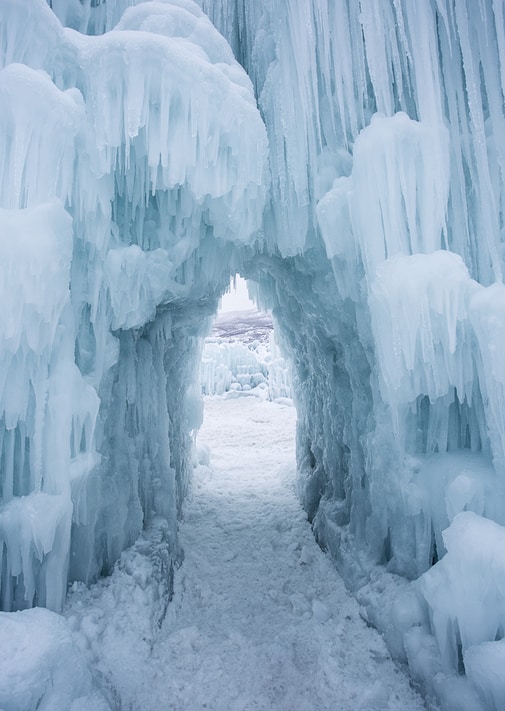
top-left (0, 0), bottom-right (267, 611)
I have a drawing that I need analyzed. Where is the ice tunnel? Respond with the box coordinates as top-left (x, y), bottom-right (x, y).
top-left (2, 0), bottom-right (505, 707)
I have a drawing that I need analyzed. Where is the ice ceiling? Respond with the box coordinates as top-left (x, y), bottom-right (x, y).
top-left (1, 0), bottom-right (505, 706)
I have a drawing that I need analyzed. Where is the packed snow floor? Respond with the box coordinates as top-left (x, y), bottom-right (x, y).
top-left (134, 395), bottom-right (426, 710)
top-left (62, 394), bottom-right (428, 710)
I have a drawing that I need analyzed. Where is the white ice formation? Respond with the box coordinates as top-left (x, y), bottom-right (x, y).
top-left (200, 311), bottom-right (291, 400)
top-left (0, 606), bottom-right (110, 710)
top-left (2, 0), bottom-right (505, 708)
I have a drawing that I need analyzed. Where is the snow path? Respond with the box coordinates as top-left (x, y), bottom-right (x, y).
top-left (130, 395), bottom-right (426, 711)
top-left (62, 395), bottom-right (427, 710)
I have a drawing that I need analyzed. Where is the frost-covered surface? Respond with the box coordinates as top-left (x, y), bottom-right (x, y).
top-left (2, 0), bottom-right (505, 708)
top-left (201, 309), bottom-right (292, 400)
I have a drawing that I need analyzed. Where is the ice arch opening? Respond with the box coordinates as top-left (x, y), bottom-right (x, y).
top-left (200, 276), bottom-right (292, 401)
top-left (3, 0), bottom-right (505, 707)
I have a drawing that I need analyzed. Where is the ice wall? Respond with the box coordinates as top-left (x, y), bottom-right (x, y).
top-left (204, 2), bottom-right (505, 707)
top-left (0, 0), bottom-right (267, 610)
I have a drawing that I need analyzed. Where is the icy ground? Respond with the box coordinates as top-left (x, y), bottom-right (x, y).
top-left (59, 394), bottom-right (427, 710)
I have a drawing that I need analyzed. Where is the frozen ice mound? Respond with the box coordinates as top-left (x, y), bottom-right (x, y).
top-left (0, 203), bottom-right (100, 611)
top-left (0, 494), bottom-right (72, 611)
top-left (415, 512), bottom-right (505, 709)
top-left (465, 640), bottom-right (505, 711)
top-left (369, 250), bottom-right (476, 435)
top-left (419, 512), bottom-right (505, 669)
top-left (0, 607), bottom-right (111, 711)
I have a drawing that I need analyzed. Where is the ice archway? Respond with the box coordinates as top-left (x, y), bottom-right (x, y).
top-left (2, 0), bottom-right (505, 706)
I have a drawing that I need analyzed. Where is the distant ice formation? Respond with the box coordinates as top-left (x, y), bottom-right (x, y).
top-left (201, 310), bottom-right (291, 400)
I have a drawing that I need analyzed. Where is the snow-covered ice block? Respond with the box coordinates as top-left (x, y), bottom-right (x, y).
top-left (74, 3), bottom-right (268, 242)
top-left (352, 112), bottom-right (450, 279)
top-left (317, 176), bottom-right (355, 263)
top-left (0, 607), bottom-right (110, 711)
top-left (0, 493), bottom-right (72, 611)
top-left (0, 201), bottom-right (72, 359)
top-left (369, 251), bottom-right (475, 423)
top-left (469, 282), bottom-right (505, 469)
top-left (0, 64), bottom-right (83, 210)
top-left (465, 639), bottom-right (505, 711)
top-left (405, 624), bottom-right (484, 711)
top-left (105, 245), bottom-right (175, 330)
top-left (0, 201), bottom-right (74, 497)
top-left (418, 512), bottom-right (505, 673)
top-left (379, 452), bottom-right (500, 580)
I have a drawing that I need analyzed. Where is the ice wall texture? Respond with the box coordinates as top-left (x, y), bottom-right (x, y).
top-left (204, 0), bottom-right (505, 550)
top-left (0, 0), bottom-right (268, 611)
top-left (2, 0), bottom-right (505, 706)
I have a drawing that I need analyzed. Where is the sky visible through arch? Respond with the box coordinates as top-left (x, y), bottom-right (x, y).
top-left (219, 275), bottom-right (257, 313)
